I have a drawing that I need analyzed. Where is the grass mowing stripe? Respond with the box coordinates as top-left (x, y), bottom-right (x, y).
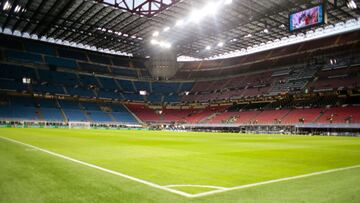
top-left (191, 164), bottom-right (360, 198)
top-left (0, 136), bottom-right (193, 198)
top-left (1, 135), bottom-right (359, 199)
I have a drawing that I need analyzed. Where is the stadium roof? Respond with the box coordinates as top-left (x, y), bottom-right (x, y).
top-left (0, 0), bottom-right (359, 59)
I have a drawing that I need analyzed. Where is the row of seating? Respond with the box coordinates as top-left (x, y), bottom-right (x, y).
top-left (0, 96), bottom-right (138, 124)
top-left (0, 35), bottom-right (149, 78)
top-left (0, 62), bottom-right (194, 103)
top-left (126, 104), bottom-right (360, 125)
top-left (1, 62), bottom-right (359, 104)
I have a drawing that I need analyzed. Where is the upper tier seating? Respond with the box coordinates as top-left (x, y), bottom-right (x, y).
top-left (309, 67), bottom-right (360, 91)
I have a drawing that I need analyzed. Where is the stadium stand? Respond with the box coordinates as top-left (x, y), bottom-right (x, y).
top-left (1, 30), bottom-right (360, 133)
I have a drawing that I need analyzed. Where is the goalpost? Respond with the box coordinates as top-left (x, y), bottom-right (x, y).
top-left (68, 121), bottom-right (91, 129)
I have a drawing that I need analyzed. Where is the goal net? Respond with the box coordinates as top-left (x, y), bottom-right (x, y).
top-left (68, 122), bottom-right (91, 129)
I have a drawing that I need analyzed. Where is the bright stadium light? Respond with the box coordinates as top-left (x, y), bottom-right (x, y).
top-left (139, 90), bottom-right (147, 96)
top-left (217, 42), bottom-right (224, 47)
top-left (3, 1), bottom-right (11, 10)
top-left (14, 5), bottom-right (22, 13)
top-left (206, 45), bottom-right (212, 50)
top-left (161, 41), bottom-right (172, 48)
top-left (224, 0), bottom-right (233, 5)
top-left (22, 77), bottom-right (31, 84)
top-left (175, 19), bottom-right (184, 26)
top-left (150, 39), bottom-right (159, 45)
top-left (204, 2), bottom-right (219, 16)
top-left (152, 31), bottom-right (159, 37)
top-left (264, 28), bottom-right (269, 33)
top-left (347, 0), bottom-right (357, 9)
top-left (163, 27), bottom-right (170, 32)
top-left (190, 9), bottom-right (205, 23)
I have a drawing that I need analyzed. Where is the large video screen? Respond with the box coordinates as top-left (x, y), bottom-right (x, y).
top-left (289, 4), bottom-right (325, 32)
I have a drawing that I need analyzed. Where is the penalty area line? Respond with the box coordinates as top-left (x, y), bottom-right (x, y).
top-left (191, 164), bottom-right (360, 198)
top-left (0, 136), bottom-right (193, 198)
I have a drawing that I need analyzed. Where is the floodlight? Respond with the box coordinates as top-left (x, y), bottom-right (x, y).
top-left (190, 9), bottom-right (204, 23)
top-left (139, 90), bottom-right (147, 96)
top-left (176, 19), bottom-right (184, 26)
top-left (204, 2), bottom-right (219, 16)
top-left (159, 41), bottom-right (172, 48)
top-left (152, 31), bottom-right (159, 37)
top-left (3, 1), bottom-right (11, 10)
top-left (347, 0), bottom-right (357, 9)
top-left (14, 5), bottom-right (21, 13)
top-left (150, 39), bottom-right (159, 45)
top-left (224, 0), bottom-right (233, 5)
top-left (217, 42), bottom-right (224, 47)
top-left (22, 77), bottom-right (31, 84)
top-left (163, 27), bottom-right (170, 32)
top-left (206, 46), bottom-right (212, 50)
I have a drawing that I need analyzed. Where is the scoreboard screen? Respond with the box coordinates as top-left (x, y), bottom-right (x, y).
top-left (289, 4), bottom-right (326, 32)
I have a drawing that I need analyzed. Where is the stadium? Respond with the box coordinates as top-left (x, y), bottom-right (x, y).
top-left (0, 0), bottom-right (359, 202)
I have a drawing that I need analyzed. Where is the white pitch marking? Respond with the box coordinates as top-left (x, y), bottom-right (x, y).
top-left (2, 136), bottom-right (359, 199)
top-left (164, 184), bottom-right (228, 190)
top-left (0, 136), bottom-right (193, 198)
top-left (190, 164), bottom-right (360, 198)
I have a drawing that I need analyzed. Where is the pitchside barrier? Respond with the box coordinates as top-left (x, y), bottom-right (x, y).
top-left (0, 120), bottom-right (142, 130)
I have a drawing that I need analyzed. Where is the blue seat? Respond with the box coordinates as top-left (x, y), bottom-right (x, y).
top-left (32, 84), bottom-right (65, 95)
top-left (24, 41), bottom-right (56, 55)
top-left (133, 81), bottom-right (151, 92)
top-left (147, 94), bottom-right (163, 103)
top-left (63, 110), bottom-right (88, 122)
top-left (152, 82), bottom-right (180, 94)
top-left (0, 79), bottom-right (27, 91)
top-left (45, 56), bottom-right (78, 69)
top-left (38, 70), bottom-right (79, 86)
top-left (59, 100), bottom-right (80, 109)
top-left (81, 102), bottom-right (100, 111)
top-left (117, 80), bottom-right (135, 92)
top-left (179, 82), bottom-right (194, 92)
top-left (79, 75), bottom-right (100, 86)
top-left (112, 112), bottom-right (137, 124)
top-left (57, 48), bottom-right (88, 61)
top-left (0, 63), bottom-right (36, 80)
top-left (122, 93), bottom-right (144, 102)
top-left (97, 90), bottom-right (122, 99)
top-left (163, 94), bottom-right (180, 103)
top-left (88, 111), bottom-right (113, 122)
top-left (111, 57), bottom-right (130, 67)
top-left (111, 68), bottom-right (137, 77)
top-left (78, 62), bottom-right (109, 74)
top-left (66, 87), bottom-right (94, 97)
top-left (5, 50), bottom-right (43, 64)
top-left (41, 108), bottom-right (64, 121)
top-left (98, 77), bottom-right (118, 90)
top-left (88, 53), bottom-right (111, 65)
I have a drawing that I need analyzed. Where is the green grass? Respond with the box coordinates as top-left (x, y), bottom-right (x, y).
top-left (0, 128), bottom-right (359, 202)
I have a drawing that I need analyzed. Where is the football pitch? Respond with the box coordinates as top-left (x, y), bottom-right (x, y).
top-left (0, 128), bottom-right (359, 203)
